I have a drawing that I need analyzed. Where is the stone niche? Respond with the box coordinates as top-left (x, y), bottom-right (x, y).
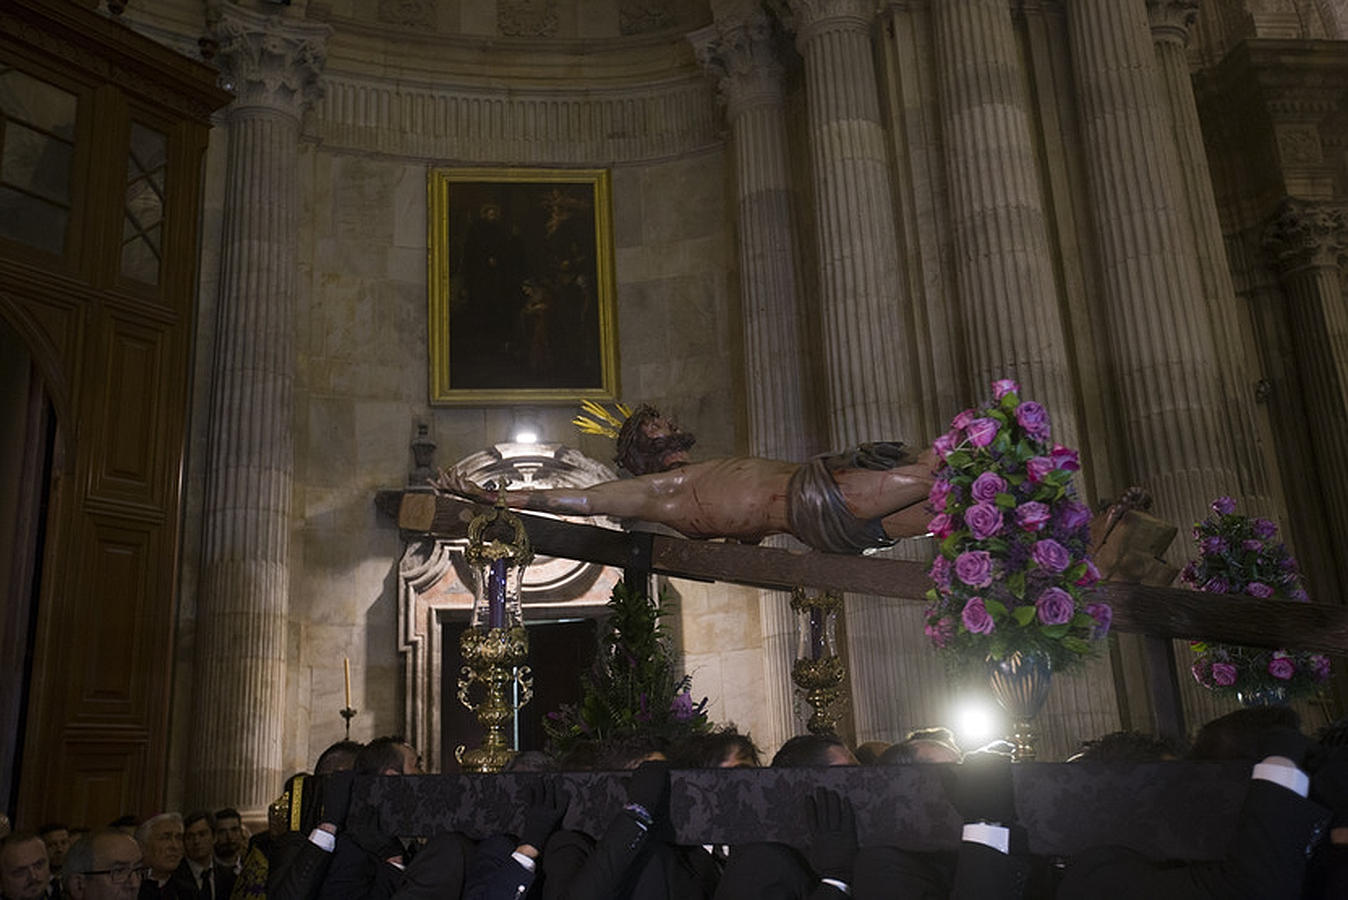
top-left (397, 442), bottom-right (623, 770)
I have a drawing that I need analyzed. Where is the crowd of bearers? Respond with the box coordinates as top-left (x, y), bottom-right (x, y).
top-left (6, 710), bottom-right (1348, 899)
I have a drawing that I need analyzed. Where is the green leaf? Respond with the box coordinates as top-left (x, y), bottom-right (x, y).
top-left (1071, 612), bottom-right (1095, 629)
top-left (1012, 605), bottom-right (1037, 627)
top-left (1041, 623), bottom-right (1070, 639)
top-left (1061, 636), bottom-right (1091, 654)
top-left (925, 588), bottom-right (940, 603)
top-left (984, 598), bottom-right (1008, 619)
top-left (984, 537), bottom-right (1009, 554)
top-left (940, 534), bottom-right (962, 557)
top-left (1000, 393), bottom-right (1020, 410)
top-left (945, 450), bottom-right (972, 469)
top-left (1007, 572), bottom-right (1026, 599)
top-left (995, 492), bottom-right (1017, 509)
top-left (988, 409), bottom-right (1008, 425)
top-left (1066, 562), bottom-right (1087, 582)
top-left (1005, 473), bottom-right (1026, 486)
top-left (992, 431), bottom-right (1012, 455)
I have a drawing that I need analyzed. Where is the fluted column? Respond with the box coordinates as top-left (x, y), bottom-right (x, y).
top-left (690, 9), bottom-right (815, 750)
top-left (931, 0), bottom-right (1077, 447)
top-left (1264, 199), bottom-right (1348, 591)
top-left (789, 0), bottom-right (919, 444)
top-left (787, 0), bottom-right (925, 744)
top-left (1148, 0), bottom-right (1276, 517)
top-left (189, 4), bottom-right (328, 811)
top-left (1065, 0), bottom-right (1241, 543)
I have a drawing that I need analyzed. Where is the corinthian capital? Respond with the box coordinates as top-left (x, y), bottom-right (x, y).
top-left (1263, 197), bottom-right (1348, 274)
top-left (784, 0), bottom-right (874, 46)
top-left (212, 2), bottom-right (331, 119)
top-left (689, 10), bottom-right (786, 117)
top-left (1146, 0), bottom-right (1199, 46)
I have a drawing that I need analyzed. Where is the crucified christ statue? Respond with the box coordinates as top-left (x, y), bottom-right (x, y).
top-left (434, 406), bottom-right (936, 554)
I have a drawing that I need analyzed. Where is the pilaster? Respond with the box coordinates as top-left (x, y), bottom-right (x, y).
top-left (691, 8), bottom-right (813, 750)
top-left (1065, 0), bottom-right (1242, 546)
top-left (932, 0), bottom-right (1078, 448)
top-left (1263, 199), bottom-right (1348, 593)
top-left (1147, 0), bottom-right (1277, 519)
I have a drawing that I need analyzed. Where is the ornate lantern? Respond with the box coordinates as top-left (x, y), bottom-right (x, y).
top-left (455, 491), bottom-right (534, 773)
top-left (789, 588), bottom-right (847, 735)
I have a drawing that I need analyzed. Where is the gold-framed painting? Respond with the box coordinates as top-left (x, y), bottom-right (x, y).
top-left (428, 167), bottom-right (619, 405)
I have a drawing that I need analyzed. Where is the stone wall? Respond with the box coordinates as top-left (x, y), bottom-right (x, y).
top-left (166, 16), bottom-right (747, 799)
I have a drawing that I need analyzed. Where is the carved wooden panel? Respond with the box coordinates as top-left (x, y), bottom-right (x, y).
top-left (69, 516), bottom-right (159, 718)
top-left (87, 318), bottom-right (168, 508)
top-left (55, 735), bottom-right (150, 823)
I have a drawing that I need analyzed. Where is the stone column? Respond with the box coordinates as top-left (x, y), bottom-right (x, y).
top-left (690, 8), bottom-right (815, 750)
top-left (1064, 0), bottom-right (1241, 542)
top-left (788, 0), bottom-right (926, 744)
top-left (931, 0), bottom-right (1077, 446)
top-left (1264, 199), bottom-right (1348, 590)
top-left (1148, 0), bottom-right (1276, 517)
top-left (188, 4), bottom-right (328, 811)
top-left (788, 0), bottom-right (919, 444)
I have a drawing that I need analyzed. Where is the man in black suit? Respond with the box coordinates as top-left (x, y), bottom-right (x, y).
top-left (539, 759), bottom-right (714, 900)
top-left (1056, 727), bottom-right (1333, 899)
top-left (317, 736), bottom-right (470, 900)
top-left (134, 815), bottom-right (192, 900)
top-left (174, 814), bottom-right (231, 900)
top-left (267, 740), bottom-right (362, 900)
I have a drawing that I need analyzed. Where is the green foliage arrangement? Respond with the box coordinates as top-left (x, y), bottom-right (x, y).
top-left (544, 578), bottom-right (710, 758)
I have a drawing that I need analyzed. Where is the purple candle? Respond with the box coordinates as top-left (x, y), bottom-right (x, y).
top-left (809, 608), bottom-right (825, 660)
top-left (487, 558), bottom-right (507, 629)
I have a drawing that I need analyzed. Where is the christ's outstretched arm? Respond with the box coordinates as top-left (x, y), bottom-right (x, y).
top-left (433, 468), bottom-right (684, 522)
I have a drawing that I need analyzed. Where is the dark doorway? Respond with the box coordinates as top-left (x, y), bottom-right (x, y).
top-left (441, 616), bottom-right (599, 772)
top-left (0, 321), bottom-right (55, 818)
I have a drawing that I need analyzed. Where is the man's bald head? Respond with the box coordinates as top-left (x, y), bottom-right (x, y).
top-left (63, 830), bottom-right (143, 900)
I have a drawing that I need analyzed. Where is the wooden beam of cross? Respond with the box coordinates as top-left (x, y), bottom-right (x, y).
top-left (385, 491), bottom-right (1348, 656)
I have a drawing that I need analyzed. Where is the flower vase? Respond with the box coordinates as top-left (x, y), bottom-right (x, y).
top-left (1237, 685), bottom-right (1289, 707)
top-left (987, 651), bottom-right (1053, 762)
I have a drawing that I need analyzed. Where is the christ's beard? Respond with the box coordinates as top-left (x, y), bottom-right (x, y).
top-left (634, 429), bottom-right (697, 473)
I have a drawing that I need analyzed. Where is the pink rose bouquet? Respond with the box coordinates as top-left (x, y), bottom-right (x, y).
top-left (1184, 498), bottom-right (1330, 702)
top-left (923, 379), bottom-right (1108, 673)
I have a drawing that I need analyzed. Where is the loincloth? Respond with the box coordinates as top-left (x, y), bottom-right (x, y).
top-left (786, 442), bottom-right (911, 554)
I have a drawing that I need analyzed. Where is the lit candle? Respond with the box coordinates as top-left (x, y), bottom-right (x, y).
top-left (809, 608), bottom-right (825, 660)
top-left (343, 657), bottom-right (352, 709)
top-left (488, 558), bottom-right (507, 629)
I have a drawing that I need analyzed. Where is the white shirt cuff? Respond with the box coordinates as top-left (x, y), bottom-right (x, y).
top-left (510, 850), bottom-right (537, 872)
top-left (962, 822), bottom-right (1011, 854)
top-left (819, 877), bottom-right (851, 895)
top-left (307, 828), bottom-right (337, 853)
top-left (1252, 761), bottom-right (1310, 797)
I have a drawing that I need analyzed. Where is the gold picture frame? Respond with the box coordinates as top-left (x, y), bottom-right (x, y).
top-left (428, 167), bottom-right (620, 405)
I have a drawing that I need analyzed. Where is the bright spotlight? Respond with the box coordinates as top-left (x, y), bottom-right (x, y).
top-left (951, 698), bottom-right (1001, 749)
top-left (514, 429), bottom-right (539, 444)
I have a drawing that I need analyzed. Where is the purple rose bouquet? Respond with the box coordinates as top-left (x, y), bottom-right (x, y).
top-left (1184, 497), bottom-right (1330, 701)
top-left (923, 379), bottom-right (1109, 673)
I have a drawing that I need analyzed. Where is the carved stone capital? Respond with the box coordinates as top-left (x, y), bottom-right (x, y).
top-left (785, 0), bottom-right (874, 47)
top-left (689, 10), bottom-right (786, 116)
top-left (1263, 197), bottom-right (1348, 274)
top-left (1146, 0), bottom-right (1199, 46)
top-left (212, 2), bottom-right (330, 119)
